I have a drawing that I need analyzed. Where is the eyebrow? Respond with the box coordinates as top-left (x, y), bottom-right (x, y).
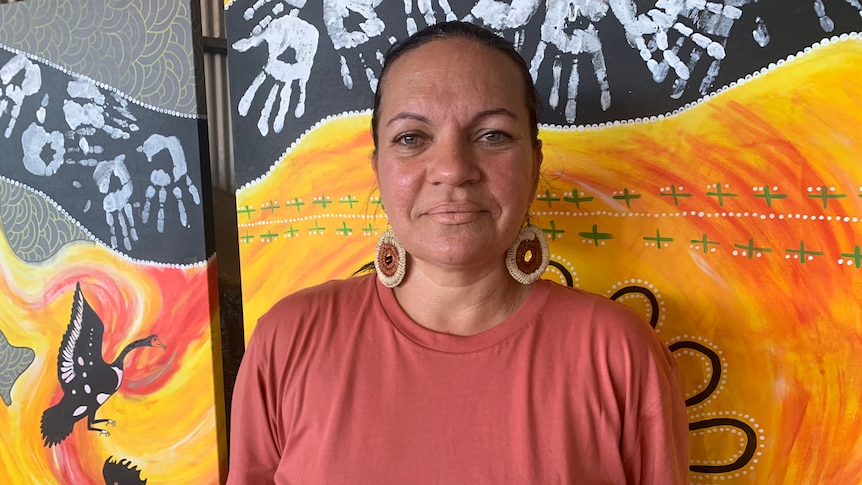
top-left (385, 108), bottom-right (519, 127)
top-left (386, 112), bottom-right (430, 127)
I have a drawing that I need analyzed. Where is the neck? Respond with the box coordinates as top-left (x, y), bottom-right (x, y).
top-left (393, 260), bottom-right (534, 336)
top-left (111, 339), bottom-right (149, 368)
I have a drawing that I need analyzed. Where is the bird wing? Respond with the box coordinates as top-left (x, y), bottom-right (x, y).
top-left (57, 283), bottom-right (105, 393)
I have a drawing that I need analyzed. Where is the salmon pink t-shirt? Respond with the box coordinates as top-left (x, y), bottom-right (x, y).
top-left (227, 274), bottom-right (689, 484)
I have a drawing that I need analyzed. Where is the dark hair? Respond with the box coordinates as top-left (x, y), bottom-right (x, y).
top-left (371, 21), bottom-right (540, 153)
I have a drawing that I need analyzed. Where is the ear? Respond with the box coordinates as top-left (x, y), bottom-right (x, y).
top-left (530, 140), bottom-right (544, 200)
top-left (371, 151), bottom-right (379, 179)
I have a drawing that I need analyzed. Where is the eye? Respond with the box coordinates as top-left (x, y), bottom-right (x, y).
top-left (395, 133), bottom-right (421, 146)
top-left (480, 131), bottom-right (510, 144)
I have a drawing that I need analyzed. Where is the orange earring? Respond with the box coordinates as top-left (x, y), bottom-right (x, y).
top-left (375, 229), bottom-right (406, 287)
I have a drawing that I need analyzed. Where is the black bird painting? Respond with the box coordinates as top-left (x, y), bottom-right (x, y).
top-left (41, 283), bottom-right (166, 447)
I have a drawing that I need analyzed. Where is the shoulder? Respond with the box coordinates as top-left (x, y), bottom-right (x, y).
top-left (537, 280), bottom-right (674, 370)
top-left (540, 280), bottom-right (650, 334)
top-left (251, 274), bottom-right (377, 343)
top-left (263, 274), bottom-right (375, 318)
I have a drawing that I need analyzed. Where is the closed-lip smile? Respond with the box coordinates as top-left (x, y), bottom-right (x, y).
top-left (423, 203), bottom-right (486, 224)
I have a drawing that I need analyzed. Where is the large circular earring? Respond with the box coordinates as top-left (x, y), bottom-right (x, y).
top-left (506, 222), bottom-right (549, 285)
top-left (375, 229), bottom-right (406, 288)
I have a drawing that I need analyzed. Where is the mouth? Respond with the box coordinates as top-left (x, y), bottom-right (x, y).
top-left (424, 205), bottom-right (486, 224)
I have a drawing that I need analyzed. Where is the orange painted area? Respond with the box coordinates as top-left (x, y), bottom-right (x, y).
top-left (0, 226), bottom-right (226, 483)
top-left (236, 39), bottom-right (862, 483)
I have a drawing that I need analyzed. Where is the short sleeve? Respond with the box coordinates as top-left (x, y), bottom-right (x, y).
top-left (623, 344), bottom-right (690, 485)
top-left (225, 319), bottom-right (283, 484)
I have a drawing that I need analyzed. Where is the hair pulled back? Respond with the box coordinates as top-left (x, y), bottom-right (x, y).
top-left (371, 21), bottom-right (540, 153)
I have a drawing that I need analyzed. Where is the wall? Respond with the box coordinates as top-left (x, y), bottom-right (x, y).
top-left (223, 1), bottom-right (862, 483)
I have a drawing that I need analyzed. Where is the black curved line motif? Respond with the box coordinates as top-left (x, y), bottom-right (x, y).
top-left (605, 283), bottom-right (757, 475)
top-left (689, 418), bottom-right (758, 474)
top-left (547, 260), bottom-right (573, 287)
top-left (668, 340), bottom-right (722, 407)
top-left (609, 286), bottom-right (659, 328)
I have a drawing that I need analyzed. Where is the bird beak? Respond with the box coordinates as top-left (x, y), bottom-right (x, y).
top-left (155, 338), bottom-right (167, 350)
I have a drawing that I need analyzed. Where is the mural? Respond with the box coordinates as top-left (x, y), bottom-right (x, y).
top-left (225, 1), bottom-right (862, 483)
top-left (0, 0), bottom-right (226, 484)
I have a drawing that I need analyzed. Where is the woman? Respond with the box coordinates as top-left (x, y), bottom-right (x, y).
top-left (227, 21), bottom-right (689, 484)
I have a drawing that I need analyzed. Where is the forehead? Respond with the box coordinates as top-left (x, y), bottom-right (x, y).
top-left (378, 38), bottom-right (526, 113)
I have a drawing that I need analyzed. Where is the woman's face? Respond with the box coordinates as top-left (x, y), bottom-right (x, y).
top-left (372, 37), bottom-right (542, 274)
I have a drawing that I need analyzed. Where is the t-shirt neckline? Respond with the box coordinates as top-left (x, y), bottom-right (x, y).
top-left (375, 276), bottom-right (551, 354)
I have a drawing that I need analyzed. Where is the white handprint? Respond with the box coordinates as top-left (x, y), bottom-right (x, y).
top-left (0, 54), bottom-right (42, 139)
top-left (93, 155), bottom-right (138, 251)
top-left (138, 134), bottom-right (201, 233)
top-left (610, 0), bottom-right (751, 99)
top-left (404, 0), bottom-right (457, 37)
top-left (63, 79), bottom-right (139, 140)
top-left (323, 0), bottom-right (388, 92)
top-left (233, 7), bottom-right (319, 136)
top-left (530, 0), bottom-right (611, 123)
top-left (814, 0), bottom-right (862, 32)
top-left (470, 0), bottom-right (540, 30)
top-left (22, 94), bottom-right (65, 177)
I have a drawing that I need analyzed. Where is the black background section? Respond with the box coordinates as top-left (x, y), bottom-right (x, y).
top-left (0, 49), bottom-right (209, 265)
top-left (225, 0), bottom-right (862, 187)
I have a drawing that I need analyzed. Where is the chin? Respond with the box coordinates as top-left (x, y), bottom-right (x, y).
top-left (419, 241), bottom-right (507, 269)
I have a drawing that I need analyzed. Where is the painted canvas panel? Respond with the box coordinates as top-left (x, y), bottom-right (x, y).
top-left (225, 1), bottom-right (862, 483)
top-left (0, 0), bottom-right (226, 483)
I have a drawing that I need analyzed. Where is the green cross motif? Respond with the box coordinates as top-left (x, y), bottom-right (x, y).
top-left (340, 194), bottom-right (360, 209)
top-left (706, 182), bottom-right (738, 207)
top-left (313, 195), bottom-right (332, 209)
top-left (261, 200), bottom-right (280, 214)
top-left (309, 221), bottom-right (326, 234)
top-left (613, 188), bottom-right (641, 208)
top-left (240, 229), bottom-right (254, 243)
top-left (660, 186), bottom-right (692, 207)
top-left (643, 230), bottom-right (673, 249)
top-left (237, 205), bottom-right (256, 221)
top-left (807, 185), bottom-right (846, 209)
top-left (691, 234), bottom-right (720, 254)
top-left (285, 198), bottom-right (305, 211)
top-left (564, 188), bottom-right (594, 209)
top-left (578, 224), bottom-right (613, 247)
top-left (752, 186), bottom-right (787, 208)
top-left (786, 240), bottom-right (824, 264)
top-left (536, 190), bottom-right (561, 208)
top-left (840, 245), bottom-right (862, 269)
top-left (336, 221), bottom-right (352, 236)
top-left (733, 239), bottom-right (772, 259)
top-left (542, 220), bottom-right (565, 241)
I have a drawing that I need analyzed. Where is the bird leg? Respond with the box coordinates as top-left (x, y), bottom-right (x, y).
top-left (88, 413), bottom-right (116, 437)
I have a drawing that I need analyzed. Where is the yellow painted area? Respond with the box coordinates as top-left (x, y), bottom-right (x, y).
top-left (236, 39), bottom-right (862, 483)
top-left (0, 223), bottom-right (226, 483)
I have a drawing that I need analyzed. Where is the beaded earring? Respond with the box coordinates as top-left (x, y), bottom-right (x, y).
top-left (506, 220), bottom-right (549, 285)
top-left (375, 229), bottom-right (407, 287)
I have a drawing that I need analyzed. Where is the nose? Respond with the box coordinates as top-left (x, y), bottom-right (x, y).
top-left (426, 136), bottom-right (481, 187)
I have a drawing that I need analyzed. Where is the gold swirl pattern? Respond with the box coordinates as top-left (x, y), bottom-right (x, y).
top-left (0, 327), bottom-right (35, 407)
top-left (0, 0), bottom-right (200, 114)
top-left (0, 179), bottom-right (90, 262)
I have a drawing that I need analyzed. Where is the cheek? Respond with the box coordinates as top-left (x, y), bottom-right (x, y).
top-left (377, 165), bottom-right (423, 207)
top-left (490, 171), bottom-right (534, 205)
